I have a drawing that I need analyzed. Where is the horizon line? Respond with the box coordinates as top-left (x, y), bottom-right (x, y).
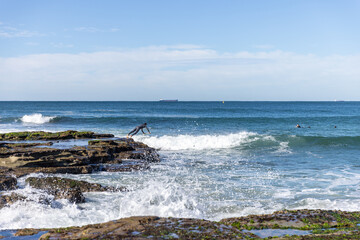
top-left (0, 100), bottom-right (356, 102)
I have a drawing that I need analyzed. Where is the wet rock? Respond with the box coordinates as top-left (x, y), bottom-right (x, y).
top-left (0, 137), bottom-right (158, 176)
top-left (14, 216), bottom-right (252, 239)
top-left (26, 177), bottom-right (126, 193)
top-left (0, 193), bottom-right (25, 209)
top-left (0, 145), bottom-right (90, 169)
top-left (11, 165), bottom-right (96, 178)
top-left (25, 176), bottom-right (127, 203)
top-left (221, 209), bottom-right (360, 230)
top-left (0, 132), bottom-right (159, 178)
top-left (0, 175), bottom-right (17, 191)
top-left (60, 188), bottom-right (85, 203)
top-left (0, 130), bottom-right (114, 141)
top-left (6, 209), bottom-right (360, 239)
top-left (0, 142), bottom-right (53, 148)
top-left (25, 177), bottom-right (85, 203)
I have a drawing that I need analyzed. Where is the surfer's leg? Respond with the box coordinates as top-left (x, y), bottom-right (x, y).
top-left (127, 128), bottom-right (137, 138)
top-left (130, 127), bottom-right (140, 137)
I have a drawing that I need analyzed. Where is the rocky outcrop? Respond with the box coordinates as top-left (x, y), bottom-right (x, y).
top-left (0, 175), bottom-right (17, 191)
top-left (0, 135), bottom-right (159, 177)
top-left (14, 216), bottom-right (254, 239)
top-left (6, 209), bottom-right (360, 239)
top-left (221, 209), bottom-right (360, 230)
top-left (25, 176), bottom-right (127, 203)
top-left (0, 130), bottom-right (113, 141)
top-left (0, 193), bottom-right (25, 209)
top-left (0, 131), bottom-right (159, 206)
top-left (26, 176), bottom-right (126, 193)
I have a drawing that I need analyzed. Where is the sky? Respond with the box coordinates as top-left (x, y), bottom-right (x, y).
top-left (0, 0), bottom-right (359, 101)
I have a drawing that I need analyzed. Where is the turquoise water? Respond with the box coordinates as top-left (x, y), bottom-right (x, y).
top-left (0, 101), bottom-right (360, 229)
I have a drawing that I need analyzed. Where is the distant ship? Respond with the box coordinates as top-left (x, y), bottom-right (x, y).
top-left (159, 99), bottom-right (178, 102)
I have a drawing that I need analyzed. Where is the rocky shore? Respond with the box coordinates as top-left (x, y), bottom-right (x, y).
top-left (2, 209), bottom-right (360, 239)
top-left (0, 130), bottom-right (158, 208)
top-left (0, 131), bottom-right (359, 239)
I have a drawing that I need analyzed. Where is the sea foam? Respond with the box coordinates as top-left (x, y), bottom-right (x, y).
top-left (135, 132), bottom-right (259, 150)
top-left (20, 113), bottom-right (56, 124)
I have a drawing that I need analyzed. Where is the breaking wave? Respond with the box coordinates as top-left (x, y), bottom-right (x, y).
top-left (135, 132), bottom-right (360, 151)
top-left (20, 114), bottom-right (56, 124)
top-left (135, 131), bottom-right (261, 151)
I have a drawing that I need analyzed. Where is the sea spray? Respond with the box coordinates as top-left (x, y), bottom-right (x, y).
top-left (20, 113), bottom-right (56, 124)
top-left (135, 132), bottom-right (259, 150)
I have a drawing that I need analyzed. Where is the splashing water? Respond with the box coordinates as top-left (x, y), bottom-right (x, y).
top-left (20, 113), bottom-right (56, 124)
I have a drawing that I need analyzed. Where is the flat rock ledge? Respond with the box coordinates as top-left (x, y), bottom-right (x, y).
top-left (0, 130), bottom-right (159, 178)
top-left (0, 130), bottom-right (159, 206)
top-left (0, 130), bottom-right (113, 141)
top-left (4, 209), bottom-right (360, 239)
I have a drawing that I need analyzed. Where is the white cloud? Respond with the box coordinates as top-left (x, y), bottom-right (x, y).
top-left (0, 46), bottom-right (359, 100)
top-left (0, 25), bottom-right (43, 38)
top-left (51, 42), bottom-right (74, 48)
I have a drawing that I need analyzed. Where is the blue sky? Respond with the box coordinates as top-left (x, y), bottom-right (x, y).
top-left (0, 0), bottom-right (359, 100)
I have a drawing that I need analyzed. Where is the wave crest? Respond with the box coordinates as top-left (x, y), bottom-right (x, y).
top-left (135, 133), bottom-right (360, 151)
top-left (20, 113), bottom-right (56, 124)
top-left (135, 132), bottom-right (259, 150)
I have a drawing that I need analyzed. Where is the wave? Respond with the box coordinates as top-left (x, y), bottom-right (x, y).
top-left (20, 113), bottom-right (57, 124)
top-left (135, 132), bottom-right (261, 151)
top-left (135, 132), bottom-right (360, 151)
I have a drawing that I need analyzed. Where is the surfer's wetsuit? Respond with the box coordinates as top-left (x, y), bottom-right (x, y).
top-left (128, 123), bottom-right (151, 137)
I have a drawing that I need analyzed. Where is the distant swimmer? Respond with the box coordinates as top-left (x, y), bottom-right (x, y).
top-left (334, 125), bottom-right (337, 128)
top-left (296, 124), bottom-right (301, 128)
top-left (127, 123), bottom-right (151, 138)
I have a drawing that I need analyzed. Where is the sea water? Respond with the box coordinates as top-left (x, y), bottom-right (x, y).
top-left (0, 101), bottom-right (360, 229)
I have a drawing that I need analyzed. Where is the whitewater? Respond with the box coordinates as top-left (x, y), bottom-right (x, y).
top-left (0, 101), bottom-right (360, 230)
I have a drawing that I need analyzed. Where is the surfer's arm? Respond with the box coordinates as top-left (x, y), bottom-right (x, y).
top-left (146, 126), bottom-right (151, 134)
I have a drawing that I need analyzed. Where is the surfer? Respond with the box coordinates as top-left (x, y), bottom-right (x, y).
top-left (296, 124), bottom-right (301, 128)
top-left (127, 123), bottom-right (151, 138)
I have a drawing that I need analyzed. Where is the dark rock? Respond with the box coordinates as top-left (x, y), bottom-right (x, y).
top-left (11, 165), bottom-right (97, 178)
top-left (0, 130), bottom-right (114, 141)
top-left (26, 177), bottom-right (127, 203)
top-left (0, 132), bottom-right (159, 176)
top-left (59, 188), bottom-right (85, 203)
top-left (15, 216), bottom-right (252, 239)
top-left (26, 177), bottom-right (85, 203)
top-left (0, 192), bottom-right (26, 209)
top-left (0, 175), bottom-right (17, 191)
top-left (93, 133), bottom-right (115, 138)
top-left (221, 209), bottom-right (360, 230)
top-left (6, 209), bottom-right (360, 239)
top-left (26, 177), bottom-right (126, 193)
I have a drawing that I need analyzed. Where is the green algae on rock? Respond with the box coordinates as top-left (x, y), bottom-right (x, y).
top-left (13, 216), bottom-right (254, 240)
top-left (4, 210), bottom-right (360, 240)
top-left (221, 209), bottom-right (360, 231)
top-left (0, 130), bottom-right (113, 141)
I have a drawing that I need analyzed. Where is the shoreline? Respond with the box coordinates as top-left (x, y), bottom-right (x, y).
top-left (1, 209), bottom-right (360, 239)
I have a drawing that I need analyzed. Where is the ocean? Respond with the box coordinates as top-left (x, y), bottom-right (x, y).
top-left (0, 101), bottom-right (360, 229)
